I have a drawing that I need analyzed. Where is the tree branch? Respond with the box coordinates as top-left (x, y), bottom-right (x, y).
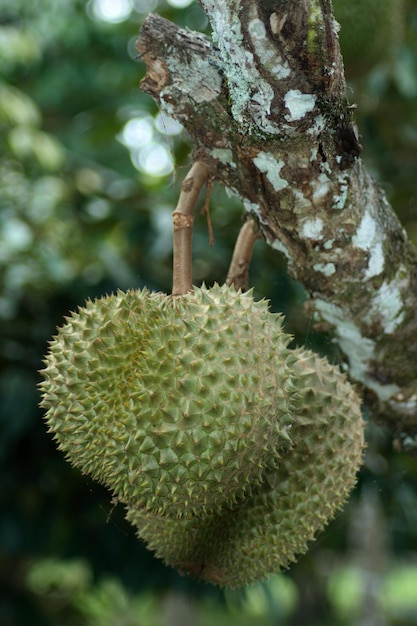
top-left (136, 3), bottom-right (417, 451)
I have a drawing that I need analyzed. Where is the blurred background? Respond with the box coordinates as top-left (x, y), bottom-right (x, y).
top-left (1, 1), bottom-right (417, 624)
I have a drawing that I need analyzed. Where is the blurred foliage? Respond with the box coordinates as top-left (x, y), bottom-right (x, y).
top-left (1, 0), bottom-right (417, 625)
top-left (25, 557), bottom-right (298, 626)
top-left (23, 555), bottom-right (417, 625)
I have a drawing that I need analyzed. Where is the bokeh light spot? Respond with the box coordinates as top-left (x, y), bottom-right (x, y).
top-left (166, 0), bottom-right (193, 7)
top-left (89, 0), bottom-right (133, 23)
top-left (131, 144), bottom-right (173, 176)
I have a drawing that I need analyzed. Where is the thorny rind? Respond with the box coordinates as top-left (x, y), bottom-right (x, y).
top-left (136, 2), bottom-right (417, 449)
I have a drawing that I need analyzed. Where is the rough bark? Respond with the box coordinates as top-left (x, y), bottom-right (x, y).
top-left (136, 0), bottom-right (417, 451)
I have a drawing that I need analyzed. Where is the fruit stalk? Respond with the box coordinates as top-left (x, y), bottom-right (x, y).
top-left (172, 161), bottom-right (210, 296)
top-left (226, 218), bottom-right (260, 291)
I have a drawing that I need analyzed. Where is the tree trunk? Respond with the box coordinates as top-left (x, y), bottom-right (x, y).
top-left (136, 0), bottom-right (417, 451)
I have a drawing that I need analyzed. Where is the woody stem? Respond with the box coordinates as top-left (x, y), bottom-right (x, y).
top-left (172, 161), bottom-right (210, 296)
top-left (226, 218), bottom-right (260, 291)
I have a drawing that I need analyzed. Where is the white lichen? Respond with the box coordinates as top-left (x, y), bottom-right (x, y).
top-left (270, 236), bottom-right (292, 261)
top-left (269, 11), bottom-right (285, 34)
top-left (367, 243), bottom-right (385, 278)
top-left (203, 2), bottom-right (259, 119)
top-left (242, 197), bottom-right (272, 234)
top-left (352, 210), bottom-right (385, 279)
top-left (253, 151), bottom-right (288, 191)
top-left (368, 268), bottom-right (407, 334)
top-left (243, 197), bottom-right (261, 215)
top-left (311, 172), bottom-right (331, 204)
top-left (301, 217), bottom-right (324, 240)
top-left (315, 299), bottom-right (400, 400)
top-left (248, 17), bottom-right (266, 39)
top-left (225, 185), bottom-right (240, 199)
top-left (333, 175), bottom-right (349, 210)
top-left (210, 148), bottom-right (236, 168)
top-left (306, 114), bottom-right (326, 136)
top-left (352, 211), bottom-right (376, 248)
top-left (165, 52), bottom-right (222, 105)
top-left (284, 90), bottom-right (316, 122)
top-left (248, 17), bottom-right (291, 79)
top-left (293, 189), bottom-right (313, 213)
top-left (310, 146), bottom-right (318, 162)
top-left (320, 160), bottom-right (332, 176)
top-left (313, 262), bottom-right (336, 276)
top-left (202, 0), bottom-right (282, 134)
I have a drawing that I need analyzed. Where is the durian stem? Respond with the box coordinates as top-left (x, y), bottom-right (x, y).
top-left (201, 177), bottom-right (215, 246)
top-left (226, 219), bottom-right (260, 291)
top-left (172, 161), bottom-right (210, 296)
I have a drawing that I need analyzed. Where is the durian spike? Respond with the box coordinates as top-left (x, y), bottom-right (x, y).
top-left (172, 161), bottom-right (210, 296)
top-left (226, 218), bottom-right (260, 292)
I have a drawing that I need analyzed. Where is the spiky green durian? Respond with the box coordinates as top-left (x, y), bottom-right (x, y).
top-left (127, 349), bottom-right (365, 588)
top-left (40, 284), bottom-right (297, 518)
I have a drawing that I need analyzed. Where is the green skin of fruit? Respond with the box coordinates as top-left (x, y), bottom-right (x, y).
top-left (40, 284), bottom-right (298, 518)
top-left (126, 350), bottom-right (365, 589)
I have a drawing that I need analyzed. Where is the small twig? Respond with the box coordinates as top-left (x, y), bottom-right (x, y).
top-left (200, 177), bottom-right (214, 246)
top-left (226, 219), bottom-right (260, 291)
top-left (172, 161), bottom-right (210, 296)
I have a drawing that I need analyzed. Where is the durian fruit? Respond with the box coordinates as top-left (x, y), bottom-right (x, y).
top-left (126, 349), bottom-right (365, 589)
top-left (40, 284), bottom-right (297, 518)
